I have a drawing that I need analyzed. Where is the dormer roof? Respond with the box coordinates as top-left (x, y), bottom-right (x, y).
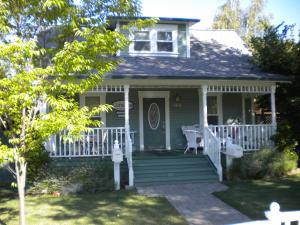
top-left (105, 29), bottom-right (289, 81)
top-left (111, 16), bottom-right (200, 25)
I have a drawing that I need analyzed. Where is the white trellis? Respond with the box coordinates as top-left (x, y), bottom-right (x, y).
top-left (87, 84), bottom-right (125, 93)
top-left (207, 84), bottom-right (272, 93)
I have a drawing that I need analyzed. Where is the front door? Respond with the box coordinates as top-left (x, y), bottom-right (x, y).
top-left (143, 98), bottom-right (166, 150)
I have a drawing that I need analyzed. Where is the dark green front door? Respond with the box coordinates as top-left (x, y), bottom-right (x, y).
top-left (143, 98), bottom-right (166, 150)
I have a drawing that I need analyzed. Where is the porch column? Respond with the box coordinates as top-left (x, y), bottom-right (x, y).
top-left (202, 85), bottom-right (208, 154)
top-left (124, 84), bottom-right (134, 187)
top-left (270, 85), bottom-right (277, 127)
top-left (124, 85), bottom-right (130, 135)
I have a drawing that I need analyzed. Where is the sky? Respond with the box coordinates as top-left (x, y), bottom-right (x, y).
top-left (141, 0), bottom-right (300, 36)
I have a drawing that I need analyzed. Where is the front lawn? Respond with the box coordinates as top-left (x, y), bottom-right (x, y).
top-left (0, 189), bottom-right (187, 225)
top-left (214, 175), bottom-right (300, 219)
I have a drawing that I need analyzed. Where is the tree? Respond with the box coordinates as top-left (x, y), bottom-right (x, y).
top-left (249, 23), bottom-right (300, 151)
top-left (0, 1), bottom-right (154, 224)
top-left (212, 0), bottom-right (242, 33)
top-left (212, 0), bottom-right (270, 41)
top-left (243, 0), bottom-right (270, 41)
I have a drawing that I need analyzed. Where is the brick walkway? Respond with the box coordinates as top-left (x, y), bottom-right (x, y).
top-left (137, 183), bottom-right (250, 225)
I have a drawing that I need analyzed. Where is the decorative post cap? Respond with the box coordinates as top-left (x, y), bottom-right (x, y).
top-left (270, 202), bottom-right (280, 212)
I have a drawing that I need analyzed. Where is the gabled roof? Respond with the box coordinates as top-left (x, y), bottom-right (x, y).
top-left (105, 30), bottom-right (289, 82)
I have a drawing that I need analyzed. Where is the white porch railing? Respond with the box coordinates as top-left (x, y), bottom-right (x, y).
top-left (204, 127), bottom-right (223, 181)
top-left (48, 127), bottom-right (125, 157)
top-left (208, 124), bottom-right (276, 152)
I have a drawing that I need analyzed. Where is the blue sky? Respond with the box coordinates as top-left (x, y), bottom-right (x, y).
top-left (141, 0), bottom-right (300, 36)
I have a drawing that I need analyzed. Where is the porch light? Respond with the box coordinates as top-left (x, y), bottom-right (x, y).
top-left (174, 94), bottom-right (182, 108)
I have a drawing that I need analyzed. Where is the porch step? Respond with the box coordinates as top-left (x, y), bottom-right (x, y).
top-left (133, 154), bottom-right (218, 186)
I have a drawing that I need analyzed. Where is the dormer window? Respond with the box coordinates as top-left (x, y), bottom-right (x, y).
top-left (129, 24), bottom-right (178, 56)
top-left (133, 31), bottom-right (150, 51)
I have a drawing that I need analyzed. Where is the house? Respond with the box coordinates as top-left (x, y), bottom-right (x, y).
top-left (46, 17), bottom-right (288, 186)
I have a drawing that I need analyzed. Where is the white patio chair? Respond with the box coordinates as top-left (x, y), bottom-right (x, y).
top-left (182, 130), bottom-right (202, 155)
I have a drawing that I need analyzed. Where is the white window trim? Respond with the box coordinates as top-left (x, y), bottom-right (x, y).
top-left (129, 24), bottom-right (178, 57)
top-left (80, 93), bottom-right (106, 126)
top-left (207, 94), bottom-right (223, 125)
top-left (138, 91), bottom-right (170, 151)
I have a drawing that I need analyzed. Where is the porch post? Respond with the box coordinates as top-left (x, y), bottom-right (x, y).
top-left (124, 85), bottom-right (130, 135)
top-left (202, 85), bottom-right (208, 154)
top-left (124, 84), bottom-right (134, 186)
top-left (270, 85), bottom-right (277, 128)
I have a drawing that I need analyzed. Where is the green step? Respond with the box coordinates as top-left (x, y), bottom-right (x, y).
top-left (134, 163), bottom-right (209, 169)
top-left (133, 155), bottom-right (206, 160)
top-left (134, 167), bottom-right (214, 175)
top-left (133, 153), bottom-right (218, 186)
top-left (135, 175), bottom-right (218, 186)
top-left (135, 173), bottom-right (218, 181)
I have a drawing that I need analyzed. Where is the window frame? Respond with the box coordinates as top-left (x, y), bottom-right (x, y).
top-left (80, 93), bottom-right (106, 125)
top-left (156, 31), bottom-right (174, 53)
top-left (207, 94), bottom-right (223, 125)
top-left (129, 24), bottom-right (178, 56)
top-left (133, 31), bottom-right (151, 52)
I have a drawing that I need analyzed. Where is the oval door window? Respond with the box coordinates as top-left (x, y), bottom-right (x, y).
top-left (148, 103), bottom-right (160, 130)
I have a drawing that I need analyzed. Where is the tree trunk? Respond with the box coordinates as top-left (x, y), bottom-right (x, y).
top-left (15, 160), bottom-right (27, 225)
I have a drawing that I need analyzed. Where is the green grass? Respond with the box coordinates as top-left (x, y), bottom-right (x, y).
top-left (0, 189), bottom-right (188, 225)
top-left (214, 175), bottom-right (300, 219)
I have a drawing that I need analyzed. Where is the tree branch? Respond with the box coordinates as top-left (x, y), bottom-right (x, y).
top-left (6, 164), bottom-right (17, 178)
top-left (0, 116), bottom-right (7, 129)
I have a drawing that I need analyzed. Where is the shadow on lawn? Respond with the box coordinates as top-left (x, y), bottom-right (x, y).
top-left (41, 191), bottom-right (186, 225)
top-left (0, 187), bottom-right (187, 225)
top-left (0, 188), bottom-right (18, 225)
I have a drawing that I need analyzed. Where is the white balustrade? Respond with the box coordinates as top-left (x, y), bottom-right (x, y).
top-left (48, 127), bottom-right (125, 157)
top-left (208, 124), bottom-right (276, 152)
top-left (204, 127), bottom-right (223, 181)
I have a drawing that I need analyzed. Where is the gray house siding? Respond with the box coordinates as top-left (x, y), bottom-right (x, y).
top-left (170, 88), bottom-right (198, 149)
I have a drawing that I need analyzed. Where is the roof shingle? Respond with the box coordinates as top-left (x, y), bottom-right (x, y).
top-left (105, 30), bottom-right (289, 81)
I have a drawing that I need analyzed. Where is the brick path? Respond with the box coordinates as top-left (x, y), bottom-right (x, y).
top-left (137, 183), bottom-right (250, 225)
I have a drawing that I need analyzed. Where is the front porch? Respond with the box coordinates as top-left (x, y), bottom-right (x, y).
top-left (46, 81), bottom-right (278, 184)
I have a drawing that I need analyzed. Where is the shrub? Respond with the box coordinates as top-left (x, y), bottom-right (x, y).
top-left (28, 160), bottom-right (114, 195)
top-left (26, 143), bottom-right (50, 184)
top-left (228, 147), bottom-right (298, 180)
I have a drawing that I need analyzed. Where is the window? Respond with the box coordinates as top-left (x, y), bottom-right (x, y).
top-left (133, 31), bottom-right (150, 51)
top-left (129, 24), bottom-right (178, 55)
top-left (85, 96), bottom-right (101, 119)
top-left (80, 94), bottom-right (106, 125)
top-left (157, 31), bottom-right (173, 52)
top-left (207, 96), bottom-right (220, 125)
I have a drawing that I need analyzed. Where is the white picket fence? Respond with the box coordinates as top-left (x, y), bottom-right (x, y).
top-left (208, 124), bottom-right (276, 152)
top-left (232, 202), bottom-right (300, 225)
top-left (47, 127), bottom-right (126, 157)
